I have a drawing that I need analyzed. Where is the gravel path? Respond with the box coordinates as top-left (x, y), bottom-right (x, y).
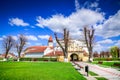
top-left (75, 62), bottom-right (120, 80)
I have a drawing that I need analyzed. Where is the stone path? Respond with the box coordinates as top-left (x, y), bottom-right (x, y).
top-left (72, 62), bottom-right (97, 80)
top-left (75, 62), bottom-right (120, 80)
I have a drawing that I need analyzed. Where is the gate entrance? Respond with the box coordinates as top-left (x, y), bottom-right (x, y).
top-left (70, 54), bottom-right (78, 61)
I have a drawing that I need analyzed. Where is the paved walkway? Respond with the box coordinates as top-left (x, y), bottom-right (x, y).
top-left (72, 62), bottom-right (97, 80)
top-left (75, 62), bottom-right (120, 80)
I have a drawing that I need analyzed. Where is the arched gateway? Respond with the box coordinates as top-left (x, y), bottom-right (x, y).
top-left (70, 53), bottom-right (79, 61)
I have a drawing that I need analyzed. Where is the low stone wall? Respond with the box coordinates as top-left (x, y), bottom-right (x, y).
top-left (57, 56), bottom-right (64, 62)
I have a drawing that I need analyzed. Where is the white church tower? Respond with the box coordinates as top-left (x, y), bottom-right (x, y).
top-left (48, 36), bottom-right (53, 47)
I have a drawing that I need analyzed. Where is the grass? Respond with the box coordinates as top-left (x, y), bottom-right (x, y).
top-left (0, 62), bottom-right (86, 80)
top-left (88, 71), bottom-right (107, 80)
top-left (92, 61), bottom-right (120, 68)
top-left (95, 77), bottom-right (108, 80)
top-left (0, 58), bottom-right (3, 60)
top-left (88, 71), bottom-right (98, 76)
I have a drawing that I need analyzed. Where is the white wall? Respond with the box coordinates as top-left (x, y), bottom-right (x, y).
top-left (24, 53), bottom-right (44, 58)
top-left (44, 47), bottom-right (53, 55)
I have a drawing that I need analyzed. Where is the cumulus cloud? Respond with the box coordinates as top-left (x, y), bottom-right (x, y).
top-left (93, 39), bottom-right (116, 52)
top-left (0, 35), bottom-right (38, 41)
top-left (83, 0), bottom-right (99, 10)
top-left (0, 35), bottom-right (7, 41)
top-left (36, 8), bottom-right (104, 39)
top-left (93, 43), bottom-right (111, 52)
top-left (9, 18), bottom-right (29, 26)
top-left (95, 10), bottom-right (120, 38)
top-left (75, 0), bottom-right (80, 11)
top-left (11, 36), bottom-right (18, 40)
top-left (90, 2), bottom-right (99, 8)
top-left (0, 38), bottom-right (3, 40)
top-left (0, 35), bottom-right (18, 41)
top-left (26, 35), bottom-right (38, 41)
top-left (93, 43), bottom-right (103, 52)
top-left (97, 39), bottom-right (114, 44)
top-left (38, 35), bottom-right (50, 40)
top-left (115, 40), bottom-right (120, 47)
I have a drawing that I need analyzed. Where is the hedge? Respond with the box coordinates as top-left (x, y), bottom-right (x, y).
top-left (93, 58), bottom-right (120, 61)
top-left (20, 58), bottom-right (57, 61)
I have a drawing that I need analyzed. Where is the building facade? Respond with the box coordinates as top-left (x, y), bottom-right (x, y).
top-left (55, 39), bottom-right (89, 61)
top-left (23, 36), bottom-right (63, 59)
top-left (23, 36), bottom-right (88, 62)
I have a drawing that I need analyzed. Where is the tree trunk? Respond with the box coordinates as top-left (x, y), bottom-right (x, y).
top-left (88, 48), bottom-right (93, 62)
top-left (17, 53), bottom-right (20, 62)
top-left (64, 52), bottom-right (68, 62)
top-left (64, 57), bottom-right (68, 62)
top-left (17, 58), bottom-right (20, 62)
top-left (4, 51), bottom-right (9, 61)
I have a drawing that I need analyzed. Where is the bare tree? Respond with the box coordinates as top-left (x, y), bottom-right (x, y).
top-left (100, 51), bottom-right (105, 58)
top-left (84, 26), bottom-right (95, 62)
top-left (16, 35), bottom-right (27, 61)
top-left (3, 36), bottom-right (15, 61)
top-left (54, 28), bottom-right (69, 62)
top-left (93, 51), bottom-right (99, 58)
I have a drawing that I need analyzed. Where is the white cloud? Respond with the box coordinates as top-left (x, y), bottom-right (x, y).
top-left (93, 43), bottom-right (103, 52)
top-left (26, 35), bottom-right (38, 41)
top-left (11, 36), bottom-right (18, 40)
top-left (38, 35), bottom-right (50, 40)
top-left (9, 18), bottom-right (29, 26)
top-left (26, 42), bottom-right (31, 45)
top-left (97, 39), bottom-right (114, 44)
top-left (0, 35), bottom-right (18, 41)
top-left (0, 38), bottom-right (3, 40)
top-left (0, 35), bottom-right (7, 41)
top-left (36, 8), bottom-right (104, 39)
top-left (93, 43), bottom-right (110, 52)
top-left (82, 0), bottom-right (101, 12)
top-left (35, 43), bottom-right (42, 45)
top-left (115, 40), bottom-right (120, 47)
top-left (95, 10), bottom-right (120, 38)
top-left (90, 2), bottom-right (99, 8)
top-left (75, 0), bottom-right (80, 11)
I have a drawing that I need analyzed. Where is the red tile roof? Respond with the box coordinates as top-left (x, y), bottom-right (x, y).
top-left (25, 46), bottom-right (47, 54)
top-left (45, 51), bottom-right (64, 56)
top-left (48, 36), bottom-right (53, 42)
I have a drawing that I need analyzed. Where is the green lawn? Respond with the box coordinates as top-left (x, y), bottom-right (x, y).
top-left (95, 77), bottom-right (107, 80)
top-left (0, 62), bottom-right (86, 80)
top-left (92, 61), bottom-right (120, 68)
top-left (89, 71), bottom-right (98, 76)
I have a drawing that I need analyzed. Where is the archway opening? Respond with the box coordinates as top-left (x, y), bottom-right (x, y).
top-left (70, 54), bottom-right (79, 61)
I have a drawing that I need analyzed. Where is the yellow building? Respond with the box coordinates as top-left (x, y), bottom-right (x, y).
top-left (55, 39), bottom-right (89, 62)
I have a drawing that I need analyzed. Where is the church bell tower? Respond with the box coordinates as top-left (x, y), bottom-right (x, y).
top-left (48, 36), bottom-right (53, 47)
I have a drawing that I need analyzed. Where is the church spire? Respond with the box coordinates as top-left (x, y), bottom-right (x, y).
top-left (48, 36), bottom-right (53, 42)
top-left (48, 36), bottom-right (53, 47)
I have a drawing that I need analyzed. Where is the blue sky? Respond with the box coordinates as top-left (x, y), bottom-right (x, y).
top-left (0, 0), bottom-right (120, 54)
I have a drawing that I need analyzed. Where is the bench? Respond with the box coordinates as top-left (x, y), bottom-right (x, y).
top-left (98, 61), bottom-right (103, 64)
top-left (112, 63), bottom-right (120, 67)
